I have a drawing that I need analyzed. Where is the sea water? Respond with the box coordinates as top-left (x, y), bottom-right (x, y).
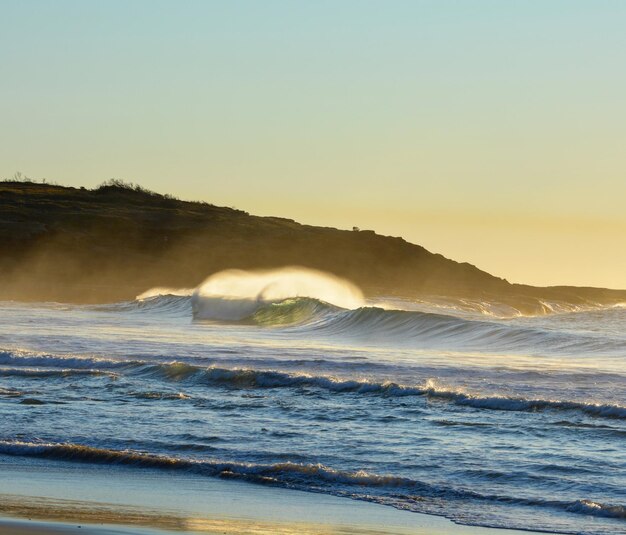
top-left (0, 269), bottom-right (624, 534)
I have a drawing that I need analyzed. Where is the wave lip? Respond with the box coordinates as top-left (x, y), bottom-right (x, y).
top-left (421, 384), bottom-right (626, 420)
top-left (0, 350), bottom-right (140, 371)
top-left (191, 267), bottom-right (363, 321)
top-left (136, 287), bottom-right (193, 300)
top-left (566, 499), bottom-right (626, 520)
top-left (95, 294), bottom-right (192, 316)
top-left (0, 367), bottom-right (116, 379)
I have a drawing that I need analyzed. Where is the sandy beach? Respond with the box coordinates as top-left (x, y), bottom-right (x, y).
top-left (0, 504), bottom-right (551, 535)
top-left (0, 455), bottom-right (549, 535)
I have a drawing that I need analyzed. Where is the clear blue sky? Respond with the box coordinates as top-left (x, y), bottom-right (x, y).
top-left (2, 1), bottom-right (625, 288)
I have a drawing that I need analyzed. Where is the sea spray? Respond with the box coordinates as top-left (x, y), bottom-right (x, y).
top-left (191, 267), bottom-right (364, 321)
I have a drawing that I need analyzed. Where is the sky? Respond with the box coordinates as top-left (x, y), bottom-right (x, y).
top-left (1, 0), bottom-right (625, 289)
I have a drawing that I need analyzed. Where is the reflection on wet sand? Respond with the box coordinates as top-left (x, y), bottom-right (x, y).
top-left (0, 494), bottom-right (411, 535)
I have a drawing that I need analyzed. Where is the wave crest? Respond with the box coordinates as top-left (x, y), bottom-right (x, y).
top-left (567, 499), bottom-right (626, 520)
top-left (107, 291), bottom-right (626, 358)
top-left (4, 349), bottom-right (622, 419)
top-left (190, 267), bottom-right (363, 321)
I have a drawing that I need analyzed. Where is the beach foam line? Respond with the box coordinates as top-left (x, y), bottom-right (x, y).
top-left (0, 440), bottom-right (423, 490)
top-left (0, 441), bottom-right (623, 523)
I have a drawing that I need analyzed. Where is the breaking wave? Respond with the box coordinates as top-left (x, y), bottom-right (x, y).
top-left (2, 350), bottom-right (624, 419)
top-left (0, 367), bottom-right (115, 379)
top-left (190, 267), bottom-right (363, 321)
top-left (0, 350), bottom-right (137, 370)
top-left (95, 292), bottom-right (626, 357)
top-left (400, 296), bottom-right (626, 318)
top-left (133, 267), bottom-right (626, 321)
top-left (567, 500), bottom-right (626, 520)
top-left (94, 294), bottom-right (191, 316)
top-left (138, 366), bottom-right (626, 419)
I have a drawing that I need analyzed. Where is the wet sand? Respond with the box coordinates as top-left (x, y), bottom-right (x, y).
top-left (0, 456), bottom-right (547, 535)
top-left (0, 514), bottom-right (550, 535)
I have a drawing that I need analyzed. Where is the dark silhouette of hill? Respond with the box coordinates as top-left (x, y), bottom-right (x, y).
top-left (1, 180), bottom-right (624, 310)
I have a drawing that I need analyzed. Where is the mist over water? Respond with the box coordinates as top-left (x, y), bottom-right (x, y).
top-left (1, 268), bottom-right (625, 535)
top-left (137, 267), bottom-right (364, 321)
top-left (194, 267), bottom-right (364, 321)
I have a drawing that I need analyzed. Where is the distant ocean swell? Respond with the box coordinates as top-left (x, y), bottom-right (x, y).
top-left (2, 349), bottom-right (625, 419)
top-left (0, 440), bottom-right (623, 525)
top-left (128, 278), bottom-right (626, 319)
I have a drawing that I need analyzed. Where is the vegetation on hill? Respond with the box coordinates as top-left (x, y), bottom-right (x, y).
top-left (1, 180), bottom-right (624, 308)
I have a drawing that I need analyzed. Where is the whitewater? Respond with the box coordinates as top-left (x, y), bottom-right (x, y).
top-left (0, 268), bottom-right (624, 535)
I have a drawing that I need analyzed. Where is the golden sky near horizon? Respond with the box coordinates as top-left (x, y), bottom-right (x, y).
top-left (1, 1), bottom-right (625, 289)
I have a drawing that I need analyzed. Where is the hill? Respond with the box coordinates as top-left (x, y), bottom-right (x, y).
top-left (1, 180), bottom-right (624, 310)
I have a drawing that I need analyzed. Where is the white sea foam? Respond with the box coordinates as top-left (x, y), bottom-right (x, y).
top-left (191, 267), bottom-right (364, 321)
top-left (134, 267), bottom-right (364, 321)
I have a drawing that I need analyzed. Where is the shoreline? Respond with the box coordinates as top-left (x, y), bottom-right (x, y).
top-left (0, 511), bottom-right (555, 535)
top-left (0, 456), bottom-right (550, 535)
top-left (0, 504), bottom-right (554, 535)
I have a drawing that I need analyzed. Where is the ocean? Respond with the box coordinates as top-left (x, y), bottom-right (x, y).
top-left (1, 268), bottom-right (624, 535)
